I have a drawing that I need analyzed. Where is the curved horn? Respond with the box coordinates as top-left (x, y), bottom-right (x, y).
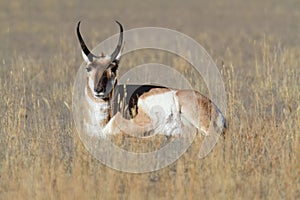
top-left (110, 21), bottom-right (123, 61)
top-left (76, 21), bottom-right (99, 62)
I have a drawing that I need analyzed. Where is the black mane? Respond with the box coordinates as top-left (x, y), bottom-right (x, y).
top-left (111, 84), bottom-right (166, 119)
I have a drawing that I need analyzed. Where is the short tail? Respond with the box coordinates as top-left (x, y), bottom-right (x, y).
top-left (199, 109), bottom-right (226, 159)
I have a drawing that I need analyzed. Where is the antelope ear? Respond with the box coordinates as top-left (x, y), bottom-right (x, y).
top-left (108, 62), bottom-right (118, 74)
top-left (81, 50), bottom-right (91, 63)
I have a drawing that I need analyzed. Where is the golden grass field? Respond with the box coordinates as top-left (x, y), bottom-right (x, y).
top-left (0, 0), bottom-right (299, 199)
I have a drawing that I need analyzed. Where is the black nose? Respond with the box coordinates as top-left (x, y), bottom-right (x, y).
top-left (95, 87), bottom-right (104, 93)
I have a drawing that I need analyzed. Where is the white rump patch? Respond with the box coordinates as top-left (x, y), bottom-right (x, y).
top-left (216, 111), bottom-right (225, 129)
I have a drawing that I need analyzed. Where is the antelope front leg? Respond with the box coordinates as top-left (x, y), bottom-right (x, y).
top-left (102, 112), bottom-right (154, 137)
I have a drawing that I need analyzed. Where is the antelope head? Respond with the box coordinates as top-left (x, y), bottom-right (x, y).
top-left (77, 21), bottom-right (124, 99)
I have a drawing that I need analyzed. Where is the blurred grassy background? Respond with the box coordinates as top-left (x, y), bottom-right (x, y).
top-left (0, 0), bottom-right (299, 199)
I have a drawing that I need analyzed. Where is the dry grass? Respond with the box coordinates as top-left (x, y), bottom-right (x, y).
top-left (0, 0), bottom-right (300, 199)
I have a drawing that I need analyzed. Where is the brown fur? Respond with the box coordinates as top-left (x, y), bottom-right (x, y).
top-left (176, 90), bottom-right (215, 132)
top-left (132, 109), bottom-right (152, 126)
top-left (139, 88), bottom-right (171, 99)
top-left (111, 112), bottom-right (152, 137)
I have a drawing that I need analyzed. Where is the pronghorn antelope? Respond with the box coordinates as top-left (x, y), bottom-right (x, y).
top-left (77, 21), bottom-right (226, 139)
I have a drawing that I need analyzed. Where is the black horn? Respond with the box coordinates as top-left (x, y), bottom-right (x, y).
top-left (110, 21), bottom-right (123, 61)
top-left (77, 21), bottom-right (99, 62)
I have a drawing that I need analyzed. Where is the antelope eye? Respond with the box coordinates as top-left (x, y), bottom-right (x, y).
top-left (102, 77), bottom-right (108, 84)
